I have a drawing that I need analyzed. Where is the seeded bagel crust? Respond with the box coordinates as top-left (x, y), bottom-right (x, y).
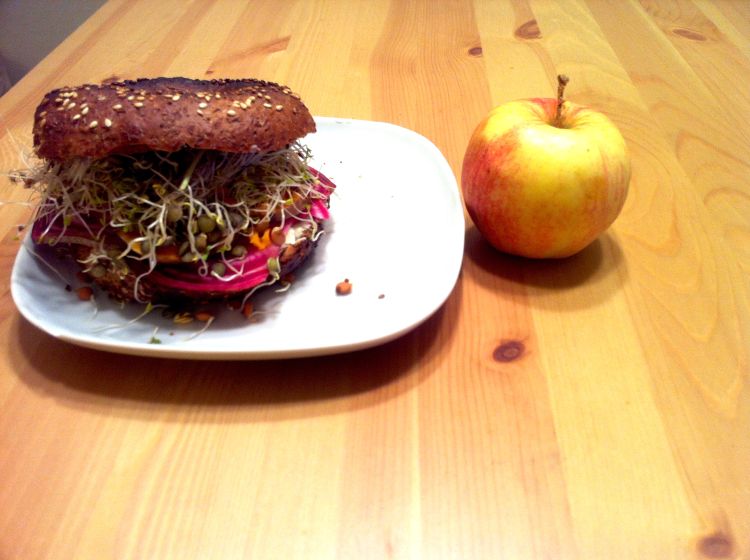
top-left (33, 77), bottom-right (316, 160)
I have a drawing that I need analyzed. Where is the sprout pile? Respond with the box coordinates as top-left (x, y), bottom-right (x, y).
top-left (12, 141), bottom-right (333, 303)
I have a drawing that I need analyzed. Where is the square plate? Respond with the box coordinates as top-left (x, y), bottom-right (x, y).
top-left (10, 117), bottom-right (465, 359)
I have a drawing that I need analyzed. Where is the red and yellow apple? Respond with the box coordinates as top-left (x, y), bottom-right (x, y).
top-left (461, 76), bottom-right (630, 258)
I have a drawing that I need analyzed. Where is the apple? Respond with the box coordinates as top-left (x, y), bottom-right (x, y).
top-left (461, 75), bottom-right (630, 258)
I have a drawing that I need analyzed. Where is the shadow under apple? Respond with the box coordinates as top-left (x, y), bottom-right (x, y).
top-left (463, 224), bottom-right (628, 311)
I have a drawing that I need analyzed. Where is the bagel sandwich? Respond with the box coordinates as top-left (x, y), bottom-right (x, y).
top-left (18, 77), bottom-right (335, 308)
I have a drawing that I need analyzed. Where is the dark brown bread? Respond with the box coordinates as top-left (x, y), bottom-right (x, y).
top-left (33, 77), bottom-right (316, 160)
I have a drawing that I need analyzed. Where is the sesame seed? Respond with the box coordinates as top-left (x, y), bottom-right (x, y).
top-left (245, 97), bottom-right (254, 105)
top-left (172, 94), bottom-right (181, 101)
top-left (81, 106), bottom-right (90, 115)
top-left (263, 102), bottom-right (273, 109)
top-left (97, 95), bottom-right (106, 101)
top-left (127, 95), bottom-right (135, 100)
top-left (136, 95), bottom-right (145, 101)
top-left (134, 101), bottom-right (144, 108)
top-left (197, 109), bottom-right (204, 115)
top-left (104, 118), bottom-right (112, 128)
top-left (198, 101), bottom-right (208, 109)
top-left (89, 120), bottom-right (98, 129)
top-left (264, 95), bottom-right (271, 100)
top-left (72, 114), bottom-right (81, 121)
top-left (227, 109), bottom-right (236, 116)
top-left (67, 102), bottom-right (76, 110)
top-left (240, 102), bottom-right (247, 109)
top-left (215, 92), bottom-right (222, 99)
top-left (275, 104), bottom-right (283, 111)
top-left (113, 103), bottom-right (123, 111)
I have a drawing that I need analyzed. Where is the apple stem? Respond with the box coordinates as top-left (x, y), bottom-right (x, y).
top-left (555, 74), bottom-right (569, 127)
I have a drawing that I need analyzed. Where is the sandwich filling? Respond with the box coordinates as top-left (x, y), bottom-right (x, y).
top-left (20, 141), bottom-right (334, 303)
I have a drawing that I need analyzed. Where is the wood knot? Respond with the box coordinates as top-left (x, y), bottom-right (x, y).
top-left (493, 340), bottom-right (525, 362)
top-left (673, 27), bottom-right (707, 41)
top-left (698, 532), bottom-right (734, 558)
top-left (515, 19), bottom-right (541, 40)
top-left (468, 46), bottom-right (483, 57)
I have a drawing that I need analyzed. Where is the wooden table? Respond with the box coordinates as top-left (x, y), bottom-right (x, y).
top-left (1, 1), bottom-right (748, 558)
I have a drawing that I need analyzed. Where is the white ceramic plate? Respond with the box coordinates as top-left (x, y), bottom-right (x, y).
top-left (10, 117), bottom-right (464, 359)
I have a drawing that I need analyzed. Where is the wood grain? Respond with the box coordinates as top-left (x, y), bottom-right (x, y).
top-left (0, 1), bottom-right (748, 558)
